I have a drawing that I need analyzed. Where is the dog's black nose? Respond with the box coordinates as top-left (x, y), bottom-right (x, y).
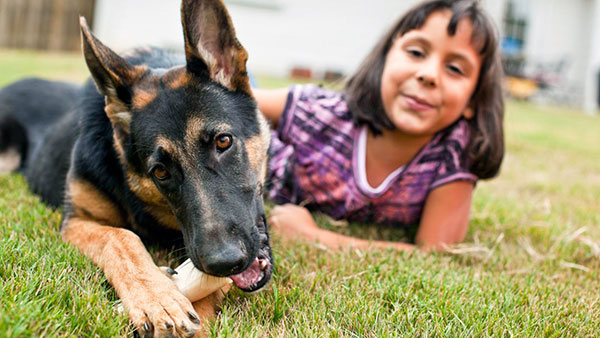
top-left (202, 246), bottom-right (247, 276)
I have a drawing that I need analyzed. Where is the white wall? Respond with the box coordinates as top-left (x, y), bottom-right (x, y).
top-left (584, 0), bottom-right (600, 113)
top-left (94, 0), bottom-right (597, 110)
top-left (93, 0), bottom-right (183, 51)
top-left (483, 0), bottom-right (507, 36)
top-left (93, 0), bottom-right (416, 77)
top-left (93, 0), bottom-right (504, 78)
top-left (227, 0), bottom-right (421, 77)
top-left (524, 0), bottom-right (592, 106)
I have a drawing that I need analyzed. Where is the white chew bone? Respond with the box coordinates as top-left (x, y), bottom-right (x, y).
top-left (172, 259), bottom-right (232, 303)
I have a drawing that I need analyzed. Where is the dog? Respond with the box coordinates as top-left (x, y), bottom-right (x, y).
top-left (0, 0), bottom-right (273, 336)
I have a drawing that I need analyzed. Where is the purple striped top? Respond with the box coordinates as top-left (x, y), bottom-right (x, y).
top-left (267, 84), bottom-right (477, 227)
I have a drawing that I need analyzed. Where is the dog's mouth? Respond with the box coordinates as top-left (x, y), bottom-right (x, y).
top-left (230, 214), bottom-right (273, 292)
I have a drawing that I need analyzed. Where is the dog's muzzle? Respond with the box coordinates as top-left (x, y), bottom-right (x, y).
top-left (229, 214), bottom-right (273, 292)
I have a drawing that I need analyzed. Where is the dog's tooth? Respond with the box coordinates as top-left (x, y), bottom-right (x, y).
top-left (260, 259), bottom-right (267, 270)
top-left (255, 271), bottom-right (265, 287)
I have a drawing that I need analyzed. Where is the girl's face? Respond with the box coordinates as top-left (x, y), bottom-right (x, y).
top-left (380, 10), bottom-right (481, 137)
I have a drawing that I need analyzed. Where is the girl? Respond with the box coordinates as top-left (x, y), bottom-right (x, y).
top-left (254, 0), bottom-right (504, 250)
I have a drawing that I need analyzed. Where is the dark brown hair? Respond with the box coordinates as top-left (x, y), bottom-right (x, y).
top-left (344, 0), bottom-right (504, 179)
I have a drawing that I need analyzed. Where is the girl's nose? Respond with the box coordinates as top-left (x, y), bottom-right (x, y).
top-left (418, 75), bottom-right (436, 87)
top-left (416, 59), bottom-right (439, 88)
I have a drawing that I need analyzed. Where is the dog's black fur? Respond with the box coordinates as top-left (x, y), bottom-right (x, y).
top-left (0, 78), bottom-right (79, 172)
top-left (0, 0), bottom-right (272, 335)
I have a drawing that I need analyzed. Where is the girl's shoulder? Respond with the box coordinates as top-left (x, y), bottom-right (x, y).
top-left (278, 84), bottom-right (355, 141)
top-left (290, 83), bottom-right (341, 100)
top-left (286, 84), bottom-right (351, 120)
top-left (413, 119), bottom-right (477, 188)
top-left (426, 118), bottom-right (471, 154)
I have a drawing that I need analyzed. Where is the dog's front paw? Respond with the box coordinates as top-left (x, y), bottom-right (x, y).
top-left (121, 271), bottom-right (202, 338)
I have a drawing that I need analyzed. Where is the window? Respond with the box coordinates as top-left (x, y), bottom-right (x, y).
top-left (502, 0), bottom-right (530, 76)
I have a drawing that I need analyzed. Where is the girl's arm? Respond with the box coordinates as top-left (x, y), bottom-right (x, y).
top-left (252, 88), bottom-right (289, 127)
top-left (415, 181), bottom-right (474, 249)
top-left (268, 204), bottom-right (416, 251)
top-left (268, 181), bottom-right (474, 251)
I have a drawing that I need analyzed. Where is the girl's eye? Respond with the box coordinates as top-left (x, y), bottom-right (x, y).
top-left (406, 48), bottom-right (424, 58)
top-left (215, 134), bottom-right (233, 152)
top-left (447, 64), bottom-right (464, 75)
top-left (152, 164), bottom-right (170, 180)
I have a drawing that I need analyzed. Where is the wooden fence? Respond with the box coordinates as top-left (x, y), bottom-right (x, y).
top-left (0, 0), bottom-right (95, 51)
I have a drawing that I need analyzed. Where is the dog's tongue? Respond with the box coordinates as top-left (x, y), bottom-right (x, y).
top-left (230, 258), bottom-right (262, 289)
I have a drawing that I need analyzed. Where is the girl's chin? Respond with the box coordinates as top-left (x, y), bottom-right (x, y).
top-left (388, 111), bottom-right (431, 135)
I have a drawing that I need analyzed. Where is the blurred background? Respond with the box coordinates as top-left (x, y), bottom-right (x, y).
top-left (0, 0), bottom-right (599, 115)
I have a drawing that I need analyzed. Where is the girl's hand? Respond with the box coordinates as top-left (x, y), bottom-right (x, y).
top-left (268, 204), bottom-right (416, 251)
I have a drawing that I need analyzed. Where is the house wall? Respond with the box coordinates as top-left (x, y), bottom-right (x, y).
top-left (93, 0), bottom-right (597, 110)
top-left (221, 0), bottom-right (414, 77)
top-left (584, 0), bottom-right (600, 113)
top-left (524, 0), bottom-right (592, 107)
top-left (93, 0), bottom-right (502, 77)
top-left (93, 0), bottom-right (182, 51)
top-left (93, 0), bottom-right (416, 77)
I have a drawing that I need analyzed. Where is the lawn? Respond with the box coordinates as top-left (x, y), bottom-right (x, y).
top-left (0, 49), bottom-right (599, 336)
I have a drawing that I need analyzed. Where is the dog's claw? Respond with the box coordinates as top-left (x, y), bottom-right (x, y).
top-left (179, 322), bottom-right (196, 338)
top-left (159, 266), bottom-right (178, 278)
top-left (188, 311), bottom-right (201, 324)
top-left (142, 321), bottom-right (155, 338)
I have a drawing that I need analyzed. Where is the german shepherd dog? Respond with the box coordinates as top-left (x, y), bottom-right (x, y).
top-left (0, 0), bottom-right (273, 336)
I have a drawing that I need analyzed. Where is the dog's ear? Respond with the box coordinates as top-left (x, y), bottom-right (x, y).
top-left (79, 17), bottom-right (143, 133)
top-left (181, 0), bottom-right (251, 94)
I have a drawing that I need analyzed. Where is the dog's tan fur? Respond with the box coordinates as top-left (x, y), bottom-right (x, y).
top-left (164, 67), bottom-right (193, 89)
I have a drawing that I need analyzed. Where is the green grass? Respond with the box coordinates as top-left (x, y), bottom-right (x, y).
top-left (1, 49), bottom-right (599, 336)
top-left (0, 50), bottom-right (88, 87)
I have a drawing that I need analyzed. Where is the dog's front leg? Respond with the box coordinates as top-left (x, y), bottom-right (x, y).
top-left (62, 217), bottom-right (202, 337)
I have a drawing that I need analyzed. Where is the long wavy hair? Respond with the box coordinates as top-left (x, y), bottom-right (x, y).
top-left (345, 0), bottom-right (504, 179)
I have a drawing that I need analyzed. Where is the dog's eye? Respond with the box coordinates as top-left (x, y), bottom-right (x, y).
top-left (152, 164), bottom-right (170, 180)
top-left (215, 134), bottom-right (233, 152)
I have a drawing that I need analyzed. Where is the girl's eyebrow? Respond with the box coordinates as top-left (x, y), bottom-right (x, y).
top-left (448, 52), bottom-right (473, 64)
top-left (402, 36), bottom-right (432, 49)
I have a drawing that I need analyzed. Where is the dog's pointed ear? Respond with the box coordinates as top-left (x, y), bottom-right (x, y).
top-left (181, 0), bottom-right (251, 94)
top-left (79, 17), bottom-right (143, 133)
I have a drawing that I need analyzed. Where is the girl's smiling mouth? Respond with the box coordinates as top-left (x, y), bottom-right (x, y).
top-left (401, 93), bottom-right (435, 113)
